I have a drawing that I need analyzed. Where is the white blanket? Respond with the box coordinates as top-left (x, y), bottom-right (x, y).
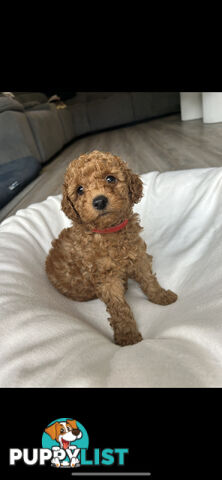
top-left (0, 168), bottom-right (222, 387)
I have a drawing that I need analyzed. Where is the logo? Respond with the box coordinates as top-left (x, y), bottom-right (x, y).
top-left (9, 417), bottom-right (129, 469)
top-left (42, 417), bottom-right (89, 468)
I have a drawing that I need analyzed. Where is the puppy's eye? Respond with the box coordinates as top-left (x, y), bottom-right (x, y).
top-left (77, 185), bottom-right (84, 195)
top-left (106, 175), bottom-right (116, 184)
top-left (60, 428), bottom-right (65, 433)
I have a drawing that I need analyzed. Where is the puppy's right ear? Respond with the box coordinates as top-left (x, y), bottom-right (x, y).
top-left (45, 422), bottom-right (58, 440)
top-left (61, 182), bottom-right (74, 219)
top-left (61, 183), bottom-right (80, 222)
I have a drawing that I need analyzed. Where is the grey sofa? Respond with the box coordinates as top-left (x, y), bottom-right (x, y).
top-left (67, 92), bottom-right (180, 137)
top-left (14, 92), bottom-right (66, 163)
top-left (0, 95), bottom-right (41, 164)
top-left (25, 103), bottom-right (66, 163)
top-left (0, 91), bottom-right (180, 209)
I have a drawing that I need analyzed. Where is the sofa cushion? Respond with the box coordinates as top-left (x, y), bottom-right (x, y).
top-left (23, 101), bottom-right (42, 110)
top-left (13, 92), bottom-right (48, 106)
top-left (56, 107), bottom-right (73, 144)
top-left (131, 92), bottom-right (180, 121)
top-left (68, 101), bottom-right (91, 138)
top-left (87, 93), bottom-right (134, 131)
top-left (0, 109), bottom-right (42, 164)
top-left (25, 104), bottom-right (65, 163)
top-left (0, 96), bottom-right (24, 113)
top-left (66, 92), bottom-right (112, 105)
top-left (0, 156), bottom-right (41, 209)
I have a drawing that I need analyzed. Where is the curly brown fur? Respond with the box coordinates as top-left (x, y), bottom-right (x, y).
top-left (45, 151), bottom-right (177, 346)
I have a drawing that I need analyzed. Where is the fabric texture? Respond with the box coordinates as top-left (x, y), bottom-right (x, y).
top-left (0, 167), bottom-right (221, 387)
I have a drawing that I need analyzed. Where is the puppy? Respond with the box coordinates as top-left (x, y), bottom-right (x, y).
top-left (45, 420), bottom-right (82, 467)
top-left (45, 420), bottom-right (82, 448)
top-left (46, 151), bottom-right (177, 346)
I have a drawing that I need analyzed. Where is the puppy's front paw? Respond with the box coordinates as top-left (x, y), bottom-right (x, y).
top-left (149, 288), bottom-right (178, 306)
top-left (114, 329), bottom-right (143, 347)
top-left (165, 289), bottom-right (178, 304)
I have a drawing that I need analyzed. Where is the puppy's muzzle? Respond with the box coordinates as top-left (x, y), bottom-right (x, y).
top-left (92, 195), bottom-right (108, 210)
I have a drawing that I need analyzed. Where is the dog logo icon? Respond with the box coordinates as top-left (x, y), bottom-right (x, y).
top-left (42, 418), bottom-right (89, 468)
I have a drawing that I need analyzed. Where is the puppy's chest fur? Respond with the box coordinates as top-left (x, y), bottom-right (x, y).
top-left (71, 214), bottom-right (146, 278)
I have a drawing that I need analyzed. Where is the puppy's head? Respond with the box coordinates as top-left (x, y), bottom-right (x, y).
top-left (45, 420), bottom-right (82, 447)
top-left (61, 150), bottom-right (143, 229)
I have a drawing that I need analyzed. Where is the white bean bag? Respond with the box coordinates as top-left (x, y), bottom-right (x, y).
top-left (1, 168), bottom-right (222, 387)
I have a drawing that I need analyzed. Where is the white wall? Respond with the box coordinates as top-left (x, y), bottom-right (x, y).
top-left (180, 93), bottom-right (222, 123)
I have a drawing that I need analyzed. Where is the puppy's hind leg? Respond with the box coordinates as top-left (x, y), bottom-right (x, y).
top-left (45, 246), bottom-right (97, 302)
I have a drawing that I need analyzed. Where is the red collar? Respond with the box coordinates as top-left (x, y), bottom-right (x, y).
top-left (92, 218), bottom-right (128, 234)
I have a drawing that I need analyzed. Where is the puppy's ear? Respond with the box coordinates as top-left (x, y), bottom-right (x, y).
top-left (45, 422), bottom-right (59, 440)
top-left (66, 419), bottom-right (78, 430)
top-left (126, 168), bottom-right (143, 204)
top-left (61, 182), bottom-right (73, 218)
top-left (61, 182), bottom-right (80, 222)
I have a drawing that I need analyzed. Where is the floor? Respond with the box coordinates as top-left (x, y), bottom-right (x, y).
top-left (1, 113), bottom-right (222, 221)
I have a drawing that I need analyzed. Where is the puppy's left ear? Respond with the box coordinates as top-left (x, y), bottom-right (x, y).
top-left (126, 168), bottom-right (143, 204)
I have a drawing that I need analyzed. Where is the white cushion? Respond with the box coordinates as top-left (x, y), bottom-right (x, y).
top-left (1, 167), bottom-right (222, 387)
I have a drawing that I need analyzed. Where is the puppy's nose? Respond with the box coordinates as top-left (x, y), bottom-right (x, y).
top-left (72, 428), bottom-right (80, 436)
top-left (92, 195), bottom-right (108, 210)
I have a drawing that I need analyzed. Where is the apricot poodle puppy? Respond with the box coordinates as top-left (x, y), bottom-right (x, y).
top-left (46, 150), bottom-right (177, 346)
